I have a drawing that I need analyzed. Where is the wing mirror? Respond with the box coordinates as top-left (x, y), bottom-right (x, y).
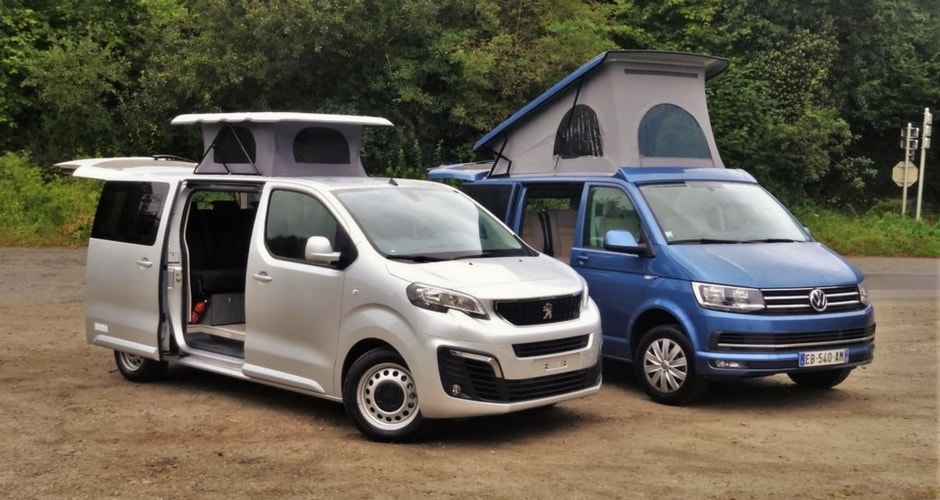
top-left (305, 236), bottom-right (341, 264)
top-left (603, 229), bottom-right (648, 256)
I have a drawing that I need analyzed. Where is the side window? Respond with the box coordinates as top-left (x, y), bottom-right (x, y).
top-left (213, 125), bottom-right (256, 164)
top-left (265, 190), bottom-right (347, 265)
top-left (293, 127), bottom-right (350, 164)
top-left (638, 103), bottom-right (710, 159)
top-left (460, 183), bottom-right (515, 222)
top-left (91, 181), bottom-right (169, 245)
top-left (554, 104), bottom-right (603, 158)
top-left (583, 186), bottom-right (643, 248)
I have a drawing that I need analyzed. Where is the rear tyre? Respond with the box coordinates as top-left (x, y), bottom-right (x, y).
top-left (113, 351), bottom-right (168, 383)
top-left (787, 368), bottom-right (853, 389)
top-left (343, 347), bottom-right (426, 442)
top-left (635, 324), bottom-right (707, 405)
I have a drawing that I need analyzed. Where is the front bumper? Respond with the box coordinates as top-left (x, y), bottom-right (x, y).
top-left (691, 306), bottom-right (876, 377)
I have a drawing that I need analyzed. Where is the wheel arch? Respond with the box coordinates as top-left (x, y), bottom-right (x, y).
top-left (630, 307), bottom-right (685, 360)
top-left (341, 338), bottom-right (400, 387)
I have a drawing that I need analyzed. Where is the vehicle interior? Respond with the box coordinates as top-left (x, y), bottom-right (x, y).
top-left (183, 188), bottom-right (260, 358)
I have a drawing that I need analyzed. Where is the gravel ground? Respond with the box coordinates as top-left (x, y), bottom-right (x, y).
top-left (0, 249), bottom-right (936, 499)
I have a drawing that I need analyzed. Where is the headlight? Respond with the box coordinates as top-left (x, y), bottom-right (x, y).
top-left (692, 281), bottom-right (765, 312)
top-left (580, 277), bottom-right (591, 311)
top-left (407, 283), bottom-right (488, 319)
top-left (858, 280), bottom-right (870, 306)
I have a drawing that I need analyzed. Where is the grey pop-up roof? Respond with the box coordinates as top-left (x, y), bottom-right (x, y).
top-left (171, 112), bottom-right (393, 177)
top-left (474, 50), bottom-right (729, 177)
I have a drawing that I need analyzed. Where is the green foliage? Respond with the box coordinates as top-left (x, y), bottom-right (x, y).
top-left (1, 0), bottom-right (939, 230)
top-left (791, 204), bottom-right (940, 257)
top-left (0, 152), bottom-right (100, 246)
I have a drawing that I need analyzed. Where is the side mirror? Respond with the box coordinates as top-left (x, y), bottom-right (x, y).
top-left (305, 236), bottom-right (341, 264)
top-left (603, 229), bottom-right (647, 256)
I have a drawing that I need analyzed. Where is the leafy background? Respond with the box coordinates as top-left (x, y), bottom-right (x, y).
top-left (1, 0), bottom-right (938, 253)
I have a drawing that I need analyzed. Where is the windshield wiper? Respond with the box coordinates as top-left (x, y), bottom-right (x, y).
top-left (452, 249), bottom-right (523, 260)
top-left (670, 238), bottom-right (743, 245)
top-left (386, 254), bottom-right (445, 262)
top-left (744, 238), bottom-right (801, 243)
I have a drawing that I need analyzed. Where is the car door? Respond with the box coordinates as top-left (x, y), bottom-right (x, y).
top-left (570, 183), bottom-right (650, 360)
top-left (84, 180), bottom-right (175, 359)
top-left (242, 185), bottom-right (349, 395)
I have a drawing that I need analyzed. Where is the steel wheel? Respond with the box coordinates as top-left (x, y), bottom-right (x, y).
top-left (113, 350), bottom-right (167, 383)
top-left (343, 347), bottom-right (426, 442)
top-left (357, 362), bottom-right (420, 431)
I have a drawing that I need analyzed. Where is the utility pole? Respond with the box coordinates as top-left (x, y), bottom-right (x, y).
top-left (915, 108), bottom-right (932, 220)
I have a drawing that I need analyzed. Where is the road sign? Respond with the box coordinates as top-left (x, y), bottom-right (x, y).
top-left (892, 161), bottom-right (918, 187)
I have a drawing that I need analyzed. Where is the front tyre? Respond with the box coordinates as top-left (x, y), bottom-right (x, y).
top-left (788, 367), bottom-right (853, 389)
top-left (113, 350), bottom-right (168, 382)
top-left (343, 347), bottom-right (426, 442)
top-left (635, 324), bottom-right (707, 405)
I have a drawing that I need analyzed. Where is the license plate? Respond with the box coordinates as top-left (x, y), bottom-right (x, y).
top-left (542, 355), bottom-right (570, 372)
top-left (799, 348), bottom-right (848, 367)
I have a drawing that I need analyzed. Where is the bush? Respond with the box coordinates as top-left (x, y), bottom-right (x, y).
top-left (0, 152), bottom-right (100, 246)
top-left (791, 205), bottom-right (940, 257)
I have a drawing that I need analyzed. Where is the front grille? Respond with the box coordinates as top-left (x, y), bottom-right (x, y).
top-left (710, 324), bottom-right (876, 351)
top-left (760, 285), bottom-right (865, 315)
top-left (495, 293), bottom-right (581, 326)
top-left (513, 335), bottom-right (590, 358)
top-left (438, 348), bottom-right (600, 403)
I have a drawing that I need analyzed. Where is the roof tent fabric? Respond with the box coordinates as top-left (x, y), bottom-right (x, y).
top-left (171, 112), bottom-right (393, 177)
top-left (474, 51), bottom-right (729, 177)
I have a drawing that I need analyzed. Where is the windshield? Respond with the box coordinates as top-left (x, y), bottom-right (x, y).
top-left (639, 181), bottom-right (809, 244)
top-left (336, 186), bottom-right (532, 260)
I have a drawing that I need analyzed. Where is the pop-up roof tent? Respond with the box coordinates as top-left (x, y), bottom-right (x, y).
top-left (467, 50), bottom-right (729, 178)
top-left (171, 112), bottom-right (393, 177)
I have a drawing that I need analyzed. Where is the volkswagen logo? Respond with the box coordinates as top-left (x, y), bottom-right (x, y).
top-left (542, 302), bottom-right (554, 320)
top-left (809, 288), bottom-right (828, 312)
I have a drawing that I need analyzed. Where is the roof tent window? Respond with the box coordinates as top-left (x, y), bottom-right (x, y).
top-left (294, 127), bottom-right (350, 164)
top-left (213, 126), bottom-right (256, 164)
top-left (638, 104), bottom-right (710, 159)
top-left (554, 104), bottom-right (604, 158)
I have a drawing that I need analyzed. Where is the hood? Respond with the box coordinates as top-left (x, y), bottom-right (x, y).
top-left (664, 242), bottom-right (863, 288)
top-left (385, 255), bottom-right (583, 299)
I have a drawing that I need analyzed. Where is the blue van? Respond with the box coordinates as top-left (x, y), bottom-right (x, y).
top-left (430, 51), bottom-right (875, 404)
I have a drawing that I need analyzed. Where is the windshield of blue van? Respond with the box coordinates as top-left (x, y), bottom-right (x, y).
top-left (639, 181), bottom-right (810, 244)
top-left (336, 186), bottom-right (533, 260)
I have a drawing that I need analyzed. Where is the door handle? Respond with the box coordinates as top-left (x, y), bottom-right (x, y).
top-left (252, 272), bottom-right (273, 283)
top-left (136, 258), bottom-right (153, 269)
top-left (576, 255), bottom-right (589, 265)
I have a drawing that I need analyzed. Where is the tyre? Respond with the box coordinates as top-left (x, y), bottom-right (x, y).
top-left (787, 367), bottom-right (853, 389)
top-left (635, 324), bottom-right (707, 405)
top-left (113, 350), bottom-right (168, 383)
top-left (343, 347), bottom-right (426, 442)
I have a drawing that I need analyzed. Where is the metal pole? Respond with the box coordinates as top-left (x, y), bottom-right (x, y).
top-left (915, 108), bottom-right (931, 220)
top-left (903, 123), bottom-right (911, 215)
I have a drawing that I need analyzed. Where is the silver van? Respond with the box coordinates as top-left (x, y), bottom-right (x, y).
top-left (59, 112), bottom-right (601, 441)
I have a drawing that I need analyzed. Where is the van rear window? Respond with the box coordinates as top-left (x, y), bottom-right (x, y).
top-left (91, 181), bottom-right (170, 245)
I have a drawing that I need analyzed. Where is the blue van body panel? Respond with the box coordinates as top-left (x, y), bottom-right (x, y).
top-left (615, 167), bottom-right (756, 184)
top-left (663, 243), bottom-right (864, 288)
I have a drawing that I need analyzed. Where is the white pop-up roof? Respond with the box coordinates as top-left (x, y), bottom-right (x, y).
top-left (473, 50), bottom-right (729, 177)
top-left (171, 112), bottom-right (393, 177)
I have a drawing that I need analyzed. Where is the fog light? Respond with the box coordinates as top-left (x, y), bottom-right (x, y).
top-left (450, 384), bottom-right (462, 396)
top-left (714, 360), bottom-right (747, 369)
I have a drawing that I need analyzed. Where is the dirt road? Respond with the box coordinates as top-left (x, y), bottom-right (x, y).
top-left (0, 249), bottom-right (936, 499)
